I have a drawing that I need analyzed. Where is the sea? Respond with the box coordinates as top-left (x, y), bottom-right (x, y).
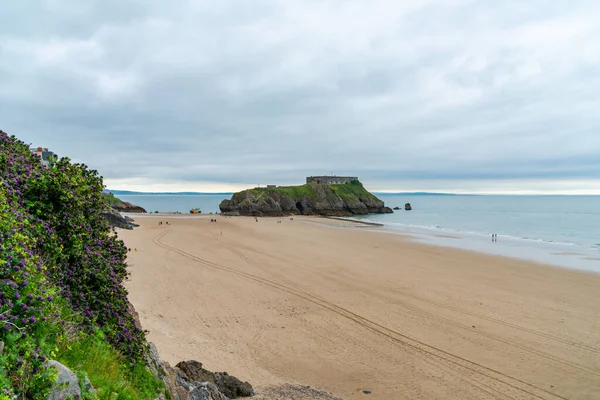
top-left (118, 194), bottom-right (600, 273)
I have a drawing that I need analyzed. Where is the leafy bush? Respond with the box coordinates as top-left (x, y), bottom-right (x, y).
top-left (0, 130), bottom-right (157, 397)
top-left (0, 187), bottom-right (64, 397)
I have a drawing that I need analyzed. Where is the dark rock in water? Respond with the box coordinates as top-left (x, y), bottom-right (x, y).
top-left (176, 360), bottom-right (255, 398)
top-left (220, 180), bottom-right (393, 217)
top-left (404, 203), bottom-right (412, 211)
top-left (393, 206), bottom-right (400, 210)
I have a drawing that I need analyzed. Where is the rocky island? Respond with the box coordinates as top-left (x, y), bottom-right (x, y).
top-left (220, 176), bottom-right (393, 216)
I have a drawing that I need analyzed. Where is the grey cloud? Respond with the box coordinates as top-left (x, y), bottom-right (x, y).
top-left (1, 0), bottom-right (600, 192)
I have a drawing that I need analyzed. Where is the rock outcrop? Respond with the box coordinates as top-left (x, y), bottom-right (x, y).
top-left (110, 200), bottom-right (147, 213)
top-left (101, 193), bottom-right (145, 228)
top-left (176, 361), bottom-right (255, 398)
top-left (146, 343), bottom-right (254, 400)
top-left (102, 208), bottom-right (138, 229)
top-left (45, 361), bottom-right (83, 400)
top-left (220, 181), bottom-right (392, 217)
top-left (404, 203), bottom-right (412, 211)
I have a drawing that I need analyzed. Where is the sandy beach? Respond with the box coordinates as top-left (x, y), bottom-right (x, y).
top-left (120, 215), bottom-right (600, 400)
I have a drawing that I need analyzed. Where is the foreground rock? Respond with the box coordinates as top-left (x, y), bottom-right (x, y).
top-left (46, 361), bottom-right (82, 400)
top-left (176, 361), bottom-right (255, 398)
top-left (220, 180), bottom-right (393, 217)
top-left (146, 343), bottom-right (254, 400)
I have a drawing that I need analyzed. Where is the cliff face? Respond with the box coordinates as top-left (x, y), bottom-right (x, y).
top-left (220, 181), bottom-right (393, 217)
top-left (101, 193), bottom-right (146, 229)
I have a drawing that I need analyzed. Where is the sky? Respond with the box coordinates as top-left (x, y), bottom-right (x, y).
top-left (1, 1), bottom-right (600, 194)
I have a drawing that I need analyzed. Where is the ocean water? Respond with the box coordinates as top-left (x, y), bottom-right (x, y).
top-left (118, 194), bottom-right (228, 214)
top-left (366, 195), bottom-right (600, 251)
top-left (360, 194), bottom-right (600, 271)
top-left (119, 193), bottom-right (600, 272)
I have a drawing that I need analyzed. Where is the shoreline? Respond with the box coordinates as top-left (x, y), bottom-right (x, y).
top-left (372, 223), bottom-right (600, 273)
top-left (120, 215), bottom-right (600, 400)
top-left (123, 212), bottom-right (599, 273)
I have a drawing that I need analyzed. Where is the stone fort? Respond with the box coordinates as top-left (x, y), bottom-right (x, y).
top-left (306, 176), bottom-right (358, 185)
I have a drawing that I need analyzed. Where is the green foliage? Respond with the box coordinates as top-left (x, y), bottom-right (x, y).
top-left (329, 180), bottom-right (378, 202)
top-left (102, 193), bottom-right (124, 207)
top-left (0, 187), bottom-right (67, 398)
top-left (242, 180), bottom-right (377, 204)
top-left (244, 184), bottom-right (319, 201)
top-left (56, 332), bottom-right (163, 400)
top-left (0, 131), bottom-right (161, 398)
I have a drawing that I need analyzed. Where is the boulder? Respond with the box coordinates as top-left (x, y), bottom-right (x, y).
top-left (176, 361), bottom-right (255, 399)
top-left (45, 360), bottom-right (81, 400)
top-left (404, 203), bottom-right (412, 211)
top-left (189, 383), bottom-right (230, 400)
top-left (146, 343), bottom-right (254, 400)
top-left (393, 206), bottom-right (400, 210)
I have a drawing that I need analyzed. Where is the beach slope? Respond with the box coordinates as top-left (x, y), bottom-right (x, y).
top-left (121, 216), bottom-right (600, 400)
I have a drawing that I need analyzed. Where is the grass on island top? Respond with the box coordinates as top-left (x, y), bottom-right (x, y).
top-left (239, 180), bottom-right (380, 203)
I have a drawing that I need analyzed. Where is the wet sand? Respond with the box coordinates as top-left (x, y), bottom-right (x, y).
top-left (121, 215), bottom-right (600, 400)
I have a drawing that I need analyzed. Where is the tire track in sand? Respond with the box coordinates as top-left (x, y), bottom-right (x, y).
top-left (235, 241), bottom-right (600, 357)
top-left (154, 231), bottom-right (567, 400)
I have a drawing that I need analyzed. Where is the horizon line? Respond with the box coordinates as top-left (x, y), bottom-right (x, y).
top-left (104, 189), bottom-right (600, 196)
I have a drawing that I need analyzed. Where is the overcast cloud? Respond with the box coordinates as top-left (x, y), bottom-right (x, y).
top-left (1, 0), bottom-right (600, 193)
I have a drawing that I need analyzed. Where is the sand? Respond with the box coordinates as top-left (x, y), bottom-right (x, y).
top-left (120, 215), bottom-right (600, 400)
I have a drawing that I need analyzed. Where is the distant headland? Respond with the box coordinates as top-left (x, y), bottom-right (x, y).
top-left (220, 176), bottom-right (393, 216)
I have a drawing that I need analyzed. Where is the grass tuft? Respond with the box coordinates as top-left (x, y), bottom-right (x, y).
top-left (57, 332), bottom-right (163, 400)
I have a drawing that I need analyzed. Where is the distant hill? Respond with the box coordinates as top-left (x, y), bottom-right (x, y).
top-left (373, 192), bottom-right (462, 196)
top-left (104, 189), bottom-right (233, 196)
